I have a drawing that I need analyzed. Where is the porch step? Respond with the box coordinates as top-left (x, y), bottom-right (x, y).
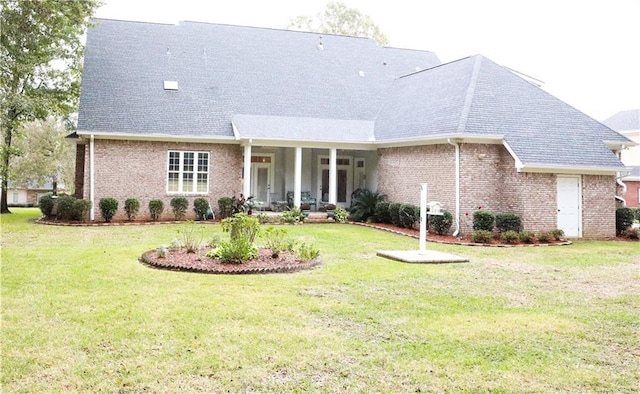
top-left (305, 212), bottom-right (334, 223)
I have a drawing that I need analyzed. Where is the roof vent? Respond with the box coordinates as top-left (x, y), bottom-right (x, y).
top-left (415, 66), bottom-right (421, 72)
top-left (166, 47), bottom-right (171, 55)
top-left (163, 80), bottom-right (178, 90)
top-left (317, 36), bottom-right (324, 50)
top-left (359, 71), bottom-right (365, 77)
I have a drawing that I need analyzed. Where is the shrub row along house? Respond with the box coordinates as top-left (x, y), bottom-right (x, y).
top-left (72, 18), bottom-right (633, 237)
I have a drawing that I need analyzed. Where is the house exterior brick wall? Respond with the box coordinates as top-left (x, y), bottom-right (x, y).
top-left (376, 143), bottom-right (617, 238)
top-left (582, 175), bottom-right (616, 238)
top-left (83, 139), bottom-right (242, 221)
top-left (377, 145), bottom-right (456, 211)
top-left (621, 180), bottom-right (640, 207)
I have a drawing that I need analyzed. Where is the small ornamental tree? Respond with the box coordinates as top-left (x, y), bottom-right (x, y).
top-left (193, 198), bottom-right (210, 220)
top-left (170, 197), bottom-right (189, 220)
top-left (98, 197), bottom-right (119, 222)
top-left (615, 207), bottom-right (634, 235)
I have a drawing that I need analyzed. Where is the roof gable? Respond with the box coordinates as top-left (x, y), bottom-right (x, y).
top-left (603, 109), bottom-right (640, 131)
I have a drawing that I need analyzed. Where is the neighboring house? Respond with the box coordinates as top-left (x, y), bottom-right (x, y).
top-left (603, 109), bottom-right (640, 207)
top-left (1, 181), bottom-right (64, 207)
top-left (74, 19), bottom-right (632, 238)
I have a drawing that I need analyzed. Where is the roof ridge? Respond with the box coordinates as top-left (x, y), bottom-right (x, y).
top-left (456, 55), bottom-right (483, 133)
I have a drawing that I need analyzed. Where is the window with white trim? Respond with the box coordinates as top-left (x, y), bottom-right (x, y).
top-left (167, 151), bottom-right (209, 193)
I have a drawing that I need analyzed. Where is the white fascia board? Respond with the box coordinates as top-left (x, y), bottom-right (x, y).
top-left (237, 137), bottom-right (378, 150)
top-left (231, 121), bottom-right (240, 140)
top-left (517, 163), bottom-right (625, 175)
top-left (76, 130), bottom-right (238, 144)
top-left (502, 140), bottom-right (524, 170)
top-left (605, 139), bottom-right (638, 150)
top-left (375, 133), bottom-right (504, 149)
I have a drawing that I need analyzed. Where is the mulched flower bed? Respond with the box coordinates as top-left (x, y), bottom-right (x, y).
top-left (355, 222), bottom-right (573, 247)
top-left (140, 247), bottom-right (320, 274)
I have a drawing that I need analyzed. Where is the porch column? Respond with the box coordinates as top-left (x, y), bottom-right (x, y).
top-left (294, 147), bottom-right (302, 207)
top-left (329, 148), bottom-right (337, 204)
top-left (243, 143), bottom-right (252, 198)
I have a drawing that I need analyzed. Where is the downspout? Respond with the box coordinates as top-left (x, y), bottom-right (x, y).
top-left (447, 138), bottom-right (460, 237)
top-left (89, 134), bottom-right (95, 221)
top-left (616, 172), bottom-right (627, 206)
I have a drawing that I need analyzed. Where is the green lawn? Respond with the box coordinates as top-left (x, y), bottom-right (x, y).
top-left (2, 208), bottom-right (638, 393)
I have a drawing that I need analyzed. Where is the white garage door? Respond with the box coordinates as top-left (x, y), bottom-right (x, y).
top-left (557, 175), bottom-right (581, 237)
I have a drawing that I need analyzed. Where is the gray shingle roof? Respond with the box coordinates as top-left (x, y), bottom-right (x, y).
top-left (78, 19), bottom-right (629, 170)
top-left (602, 109), bottom-right (640, 131)
top-left (375, 55), bottom-right (630, 168)
top-left (78, 19), bottom-right (440, 137)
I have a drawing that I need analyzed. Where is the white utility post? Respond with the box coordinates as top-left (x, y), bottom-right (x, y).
top-left (419, 183), bottom-right (428, 253)
top-left (243, 143), bottom-right (252, 198)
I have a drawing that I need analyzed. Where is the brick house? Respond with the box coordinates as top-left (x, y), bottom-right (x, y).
top-left (74, 19), bottom-right (633, 238)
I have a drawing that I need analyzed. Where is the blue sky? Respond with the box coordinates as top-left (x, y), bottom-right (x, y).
top-left (96, 0), bottom-right (640, 121)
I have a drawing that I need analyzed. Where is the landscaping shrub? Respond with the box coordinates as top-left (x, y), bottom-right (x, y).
top-left (72, 199), bottom-right (92, 221)
top-left (149, 199), bottom-right (164, 221)
top-left (170, 197), bottom-right (189, 220)
top-left (537, 231), bottom-right (551, 243)
top-left (221, 213), bottom-right (260, 243)
top-left (623, 227), bottom-right (639, 240)
top-left (472, 230), bottom-right (493, 243)
top-left (296, 242), bottom-right (320, 262)
top-left (389, 203), bottom-right (402, 226)
top-left (429, 209), bottom-right (453, 235)
top-left (398, 203), bottom-right (419, 229)
top-left (56, 194), bottom-right (77, 220)
top-left (500, 230), bottom-right (519, 244)
top-left (98, 197), bottom-right (119, 222)
top-left (334, 207), bottom-right (348, 223)
top-left (38, 194), bottom-right (55, 218)
top-left (281, 206), bottom-right (304, 224)
top-left (518, 230), bottom-right (534, 243)
top-left (633, 207), bottom-right (640, 221)
top-left (551, 228), bottom-right (564, 241)
top-left (124, 198), bottom-right (140, 221)
top-left (473, 210), bottom-right (495, 232)
top-left (495, 213), bottom-right (522, 233)
top-left (209, 238), bottom-right (257, 264)
top-left (218, 197), bottom-right (233, 219)
top-left (374, 201), bottom-right (391, 224)
top-left (193, 198), bottom-right (210, 220)
top-left (616, 207), bottom-right (634, 235)
top-left (350, 189), bottom-right (385, 222)
top-left (262, 226), bottom-right (291, 257)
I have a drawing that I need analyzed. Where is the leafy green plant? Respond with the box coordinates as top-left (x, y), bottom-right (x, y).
top-left (334, 207), bottom-right (348, 223)
top-left (281, 206), bottom-right (304, 224)
top-left (500, 230), bottom-right (519, 244)
top-left (207, 233), bottom-right (222, 248)
top-left (98, 197), bottom-right (119, 222)
top-left (473, 210), bottom-right (495, 232)
top-left (472, 230), bottom-right (493, 243)
top-left (38, 194), bottom-right (55, 218)
top-left (374, 201), bottom-right (391, 224)
top-left (518, 230), bottom-right (534, 243)
top-left (350, 189), bottom-right (385, 222)
top-left (72, 199), bottom-right (92, 222)
top-left (429, 209), bottom-right (453, 235)
top-left (156, 245), bottom-right (168, 258)
top-left (192, 198), bottom-right (209, 220)
top-left (551, 228), bottom-right (564, 241)
top-left (616, 207), bottom-right (634, 235)
top-left (623, 227), bottom-right (639, 240)
top-left (633, 207), bottom-right (640, 221)
top-left (124, 198), bottom-right (140, 221)
top-left (56, 194), bottom-right (76, 220)
top-left (221, 213), bottom-right (260, 243)
top-left (149, 199), bottom-right (164, 221)
top-left (389, 203), bottom-right (402, 226)
top-left (537, 231), bottom-right (551, 243)
top-left (295, 242), bottom-right (320, 262)
top-left (170, 197), bottom-right (189, 220)
top-left (178, 220), bottom-right (203, 253)
top-left (208, 238), bottom-right (258, 264)
top-left (262, 226), bottom-right (291, 257)
top-left (398, 204), bottom-right (419, 229)
top-left (495, 213), bottom-right (522, 233)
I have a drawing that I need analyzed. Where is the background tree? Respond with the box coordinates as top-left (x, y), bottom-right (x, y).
top-left (11, 118), bottom-right (75, 195)
top-left (288, 1), bottom-right (389, 47)
top-left (0, 0), bottom-right (99, 214)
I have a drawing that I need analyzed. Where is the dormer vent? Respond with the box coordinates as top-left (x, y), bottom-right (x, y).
top-left (317, 36), bottom-right (324, 50)
top-left (163, 80), bottom-right (178, 90)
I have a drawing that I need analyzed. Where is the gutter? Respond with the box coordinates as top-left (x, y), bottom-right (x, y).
top-left (447, 138), bottom-right (461, 237)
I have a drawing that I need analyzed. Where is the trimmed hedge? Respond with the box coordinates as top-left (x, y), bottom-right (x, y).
top-left (124, 198), bottom-right (141, 221)
top-left (473, 210), bottom-right (495, 232)
top-left (193, 198), bottom-right (210, 220)
top-left (149, 199), bottom-right (164, 221)
top-left (495, 213), bottom-right (521, 233)
top-left (398, 203), bottom-right (419, 229)
top-left (389, 203), bottom-right (402, 227)
top-left (429, 209), bottom-right (453, 235)
top-left (616, 207), bottom-right (634, 235)
top-left (374, 201), bottom-right (391, 224)
top-left (170, 197), bottom-right (189, 220)
top-left (98, 197), bottom-right (119, 222)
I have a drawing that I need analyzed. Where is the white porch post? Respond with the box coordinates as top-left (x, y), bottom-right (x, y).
top-left (294, 147), bottom-right (302, 207)
top-left (243, 143), bottom-right (252, 198)
top-left (329, 148), bottom-right (337, 204)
